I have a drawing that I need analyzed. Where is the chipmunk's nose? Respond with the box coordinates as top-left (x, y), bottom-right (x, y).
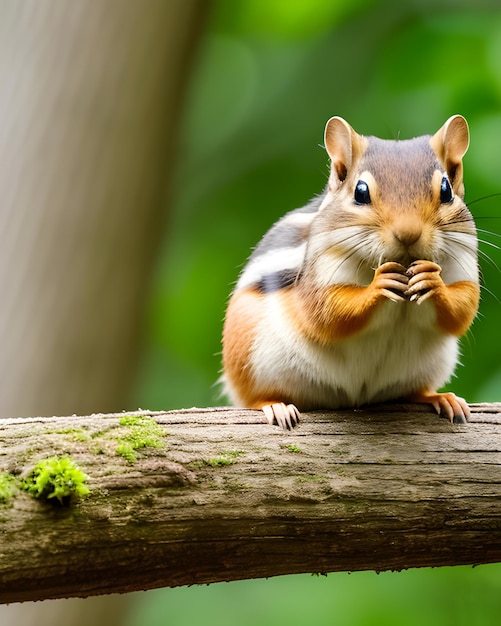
top-left (393, 223), bottom-right (422, 247)
top-left (393, 228), bottom-right (421, 248)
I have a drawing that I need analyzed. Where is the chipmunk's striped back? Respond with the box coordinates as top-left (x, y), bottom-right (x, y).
top-left (235, 193), bottom-right (326, 293)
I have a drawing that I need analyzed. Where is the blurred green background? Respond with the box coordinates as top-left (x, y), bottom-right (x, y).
top-left (129, 0), bottom-right (501, 624)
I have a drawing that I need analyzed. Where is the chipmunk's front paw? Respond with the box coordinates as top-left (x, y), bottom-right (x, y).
top-left (373, 262), bottom-right (409, 302)
top-left (262, 403), bottom-right (300, 430)
top-left (405, 260), bottom-right (444, 304)
top-left (409, 390), bottom-right (469, 424)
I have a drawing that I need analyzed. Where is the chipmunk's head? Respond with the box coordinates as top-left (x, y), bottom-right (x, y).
top-left (308, 115), bottom-right (477, 285)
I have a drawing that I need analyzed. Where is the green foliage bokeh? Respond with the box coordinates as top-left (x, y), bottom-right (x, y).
top-left (130, 1), bottom-right (501, 624)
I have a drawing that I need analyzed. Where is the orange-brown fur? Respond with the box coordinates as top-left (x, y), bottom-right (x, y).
top-left (222, 288), bottom-right (265, 406)
top-left (427, 281), bottom-right (479, 336)
top-left (223, 291), bottom-right (295, 408)
top-left (282, 283), bottom-right (384, 345)
top-left (285, 276), bottom-right (479, 345)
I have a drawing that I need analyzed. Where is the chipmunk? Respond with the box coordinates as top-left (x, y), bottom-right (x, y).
top-left (222, 115), bottom-right (479, 429)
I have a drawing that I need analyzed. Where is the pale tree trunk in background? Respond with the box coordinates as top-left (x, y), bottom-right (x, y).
top-left (0, 0), bottom-right (207, 624)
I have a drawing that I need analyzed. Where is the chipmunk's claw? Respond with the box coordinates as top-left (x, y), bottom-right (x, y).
top-left (409, 390), bottom-right (470, 424)
top-left (262, 403), bottom-right (300, 430)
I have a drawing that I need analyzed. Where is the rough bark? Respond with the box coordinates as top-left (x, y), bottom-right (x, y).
top-left (1, 403), bottom-right (501, 604)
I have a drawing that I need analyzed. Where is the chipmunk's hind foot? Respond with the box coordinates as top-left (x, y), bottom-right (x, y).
top-left (262, 402), bottom-right (301, 430)
top-left (409, 390), bottom-right (469, 424)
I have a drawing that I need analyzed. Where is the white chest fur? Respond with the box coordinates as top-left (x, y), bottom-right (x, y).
top-left (249, 292), bottom-right (459, 409)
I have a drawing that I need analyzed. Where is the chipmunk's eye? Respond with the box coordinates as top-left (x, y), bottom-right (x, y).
top-left (354, 180), bottom-right (371, 205)
top-left (440, 176), bottom-right (454, 204)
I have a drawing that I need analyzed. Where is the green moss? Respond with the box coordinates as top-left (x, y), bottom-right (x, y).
top-left (0, 473), bottom-right (16, 504)
top-left (90, 427), bottom-right (116, 439)
top-left (116, 442), bottom-right (139, 463)
top-left (191, 450), bottom-right (245, 469)
top-left (115, 415), bottom-right (165, 463)
top-left (44, 415), bottom-right (168, 464)
top-left (221, 450), bottom-right (245, 459)
top-left (190, 457), bottom-right (230, 469)
top-left (21, 456), bottom-right (90, 505)
top-left (54, 428), bottom-right (90, 443)
top-left (285, 444), bottom-right (302, 453)
top-left (206, 457), bottom-right (234, 467)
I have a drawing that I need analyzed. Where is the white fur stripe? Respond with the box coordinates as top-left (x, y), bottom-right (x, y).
top-left (281, 211), bottom-right (318, 226)
top-left (237, 243), bottom-right (306, 290)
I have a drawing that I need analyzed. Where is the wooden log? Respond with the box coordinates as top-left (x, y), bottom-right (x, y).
top-left (1, 403), bottom-right (500, 604)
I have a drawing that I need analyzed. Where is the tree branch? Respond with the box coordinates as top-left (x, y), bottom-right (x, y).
top-left (1, 403), bottom-right (501, 604)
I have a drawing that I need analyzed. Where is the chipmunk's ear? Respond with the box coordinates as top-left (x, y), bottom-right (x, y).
top-left (430, 115), bottom-right (469, 195)
top-left (324, 117), bottom-right (366, 190)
